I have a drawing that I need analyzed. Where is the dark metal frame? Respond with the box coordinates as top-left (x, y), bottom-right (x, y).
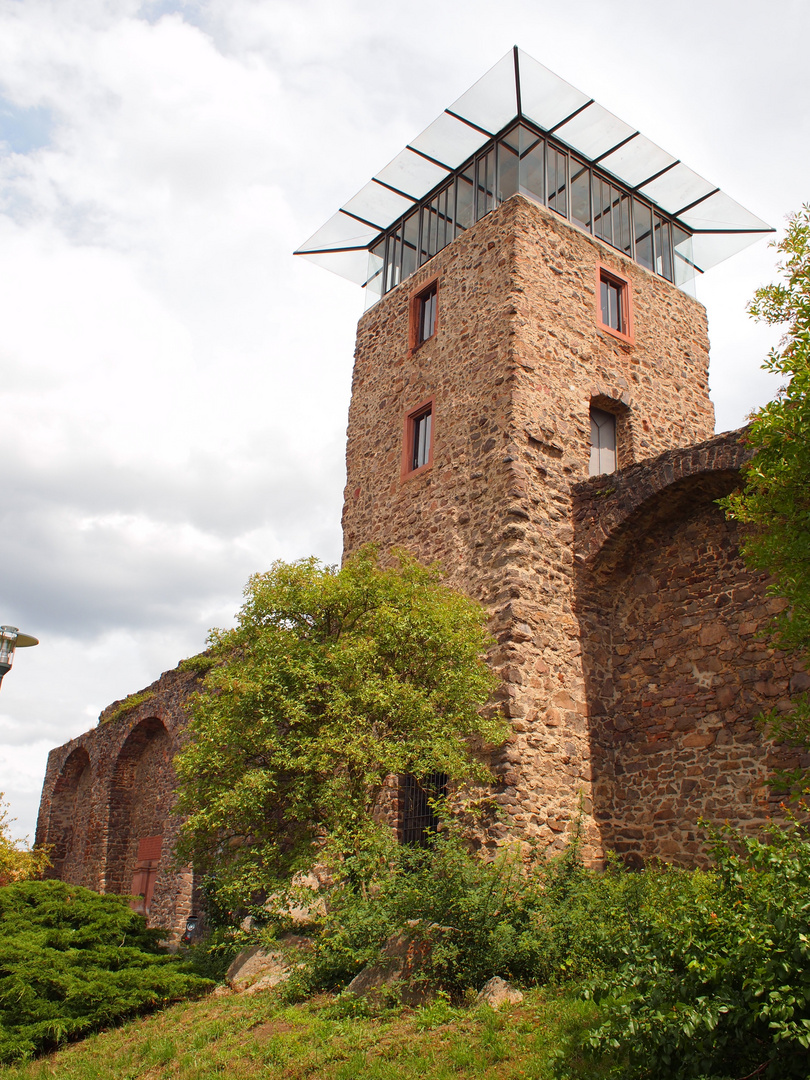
top-left (365, 113), bottom-right (707, 298)
top-left (307, 47), bottom-right (772, 299)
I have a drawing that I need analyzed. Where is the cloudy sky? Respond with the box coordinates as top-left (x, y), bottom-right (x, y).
top-left (1, 0), bottom-right (807, 840)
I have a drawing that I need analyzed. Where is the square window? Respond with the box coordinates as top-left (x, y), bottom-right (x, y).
top-left (596, 266), bottom-right (633, 343)
top-left (402, 398), bottom-right (434, 480)
top-left (410, 280), bottom-right (438, 351)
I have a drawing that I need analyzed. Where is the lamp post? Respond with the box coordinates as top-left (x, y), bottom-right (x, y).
top-left (0, 626), bottom-right (39, 690)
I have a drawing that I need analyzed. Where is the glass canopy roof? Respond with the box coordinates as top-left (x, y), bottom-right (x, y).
top-left (295, 47), bottom-right (772, 288)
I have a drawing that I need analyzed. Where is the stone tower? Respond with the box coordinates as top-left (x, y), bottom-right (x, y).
top-left (296, 48), bottom-right (775, 862)
top-left (340, 194), bottom-right (717, 860)
top-left (35, 51), bottom-right (785, 933)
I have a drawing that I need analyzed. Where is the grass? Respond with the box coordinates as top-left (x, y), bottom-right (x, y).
top-left (0, 986), bottom-right (612, 1080)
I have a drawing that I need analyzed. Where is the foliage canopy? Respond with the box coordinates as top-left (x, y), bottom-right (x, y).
top-left (722, 206), bottom-right (810, 790)
top-left (174, 548), bottom-right (502, 914)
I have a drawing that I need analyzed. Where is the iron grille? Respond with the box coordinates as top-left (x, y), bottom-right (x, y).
top-left (399, 772), bottom-right (448, 846)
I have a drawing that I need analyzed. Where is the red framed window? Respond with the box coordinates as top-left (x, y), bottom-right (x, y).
top-left (409, 279), bottom-right (439, 351)
top-left (401, 398), bottom-right (434, 480)
top-left (596, 266), bottom-right (634, 344)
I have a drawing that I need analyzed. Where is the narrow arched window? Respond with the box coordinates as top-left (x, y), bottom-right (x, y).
top-left (590, 406), bottom-right (616, 476)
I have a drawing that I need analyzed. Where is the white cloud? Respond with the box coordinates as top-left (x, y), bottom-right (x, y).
top-left (0, 0), bottom-right (807, 837)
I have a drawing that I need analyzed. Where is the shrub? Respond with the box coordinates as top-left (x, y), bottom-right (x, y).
top-left (288, 826), bottom-right (554, 1000)
top-left (0, 880), bottom-right (213, 1062)
top-left (579, 819), bottom-right (810, 1079)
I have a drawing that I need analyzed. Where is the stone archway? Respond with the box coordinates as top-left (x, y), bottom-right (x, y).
top-left (105, 718), bottom-right (174, 914)
top-left (47, 747), bottom-right (93, 884)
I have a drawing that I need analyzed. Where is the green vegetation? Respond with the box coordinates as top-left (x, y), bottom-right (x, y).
top-left (4, 820), bottom-right (809, 1078)
top-left (174, 548), bottom-right (503, 918)
top-left (288, 826), bottom-right (555, 1002)
top-left (0, 795), bottom-right (50, 885)
top-left (0, 881), bottom-right (212, 1063)
top-left (722, 205), bottom-right (810, 793)
top-left (99, 690), bottom-right (154, 726)
top-left (0, 986), bottom-right (607, 1080)
top-left (577, 820), bottom-right (810, 1079)
top-left (176, 653), bottom-right (217, 675)
top-left (276, 818), bottom-right (810, 1079)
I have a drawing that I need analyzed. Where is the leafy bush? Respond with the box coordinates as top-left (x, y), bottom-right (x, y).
top-left (288, 826), bottom-right (554, 1001)
top-left (0, 880), bottom-right (213, 1062)
top-left (577, 820), bottom-right (810, 1079)
top-left (278, 813), bottom-right (810, 1079)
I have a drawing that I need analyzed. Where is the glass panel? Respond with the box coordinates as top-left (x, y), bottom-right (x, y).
top-left (299, 247), bottom-right (371, 286)
top-left (436, 185), bottom-right (453, 251)
top-left (517, 49), bottom-right (589, 131)
top-left (427, 196), bottom-right (439, 257)
top-left (690, 230), bottom-right (766, 274)
top-left (500, 124), bottom-right (521, 153)
top-left (600, 278), bottom-right (622, 331)
top-left (364, 239), bottom-right (386, 306)
top-left (376, 148), bottom-right (451, 200)
top-left (633, 199), bottom-right (653, 270)
top-left (617, 192), bottom-right (632, 256)
top-left (570, 159), bottom-right (590, 231)
top-left (547, 146), bottom-right (567, 217)
top-left (476, 147), bottom-right (496, 221)
top-left (589, 419), bottom-right (600, 477)
top-left (386, 228), bottom-right (403, 292)
top-left (518, 124), bottom-right (542, 155)
top-left (296, 210), bottom-right (379, 254)
top-left (410, 111), bottom-right (489, 170)
top-left (413, 410), bottom-right (432, 470)
top-left (554, 102), bottom-right (635, 162)
top-left (593, 176), bottom-right (612, 244)
top-left (640, 162), bottom-right (714, 217)
top-left (419, 197), bottom-right (439, 265)
top-left (677, 189), bottom-right (772, 232)
top-left (402, 211), bottom-right (419, 280)
top-left (599, 134), bottom-right (676, 190)
top-left (520, 138), bottom-right (544, 203)
top-left (448, 49), bottom-right (518, 135)
top-left (420, 287), bottom-right (437, 341)
top-left (343, 181), bottom-right (416, 230)
top-left (672, 225), bottom-right (695, 288)
top-left (456, 168), bottom-right (474, 230)
top-left (654, 216), bottom-right (673, 281)
top-left (498, 139), bottom-right (519, 201)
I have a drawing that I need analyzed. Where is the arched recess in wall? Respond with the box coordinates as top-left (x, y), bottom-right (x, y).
top-left (105, 717), bottom-right (174, 914)
top-left (579, 468), bottom-right (777, 866)
top-left (47, 747), bottom-right (93, 884)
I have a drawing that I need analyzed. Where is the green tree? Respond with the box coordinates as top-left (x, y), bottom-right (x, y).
top-left (174, 548), bottom-right (503, 916)
top-left (0, 794), bottom-right (50, 885)
top-left (723, 205), bottom-right (810, 792)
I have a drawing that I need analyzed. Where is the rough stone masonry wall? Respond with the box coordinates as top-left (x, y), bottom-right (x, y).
top-left (36, 665), bottom-right (203, 940)
top-left (343, 194), bottom-right (715, 862)
top-left (574, 432), bottom-right (808, 864)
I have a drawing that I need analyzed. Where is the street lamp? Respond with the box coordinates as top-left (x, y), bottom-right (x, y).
top-left (0, 626), bottom-right (39, 689)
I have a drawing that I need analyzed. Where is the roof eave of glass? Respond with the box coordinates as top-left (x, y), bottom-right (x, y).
top-left (295, 46), bottom-right (773, 285)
